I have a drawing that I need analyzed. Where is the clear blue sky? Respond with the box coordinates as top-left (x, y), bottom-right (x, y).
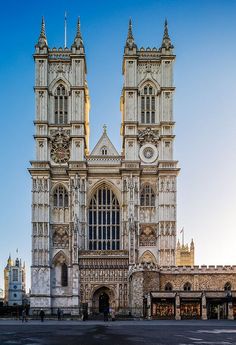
top-left (0, 0), bottom-right (236, 290)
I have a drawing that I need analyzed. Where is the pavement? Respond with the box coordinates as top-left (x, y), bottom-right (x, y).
top-left (0, 320), bottom-right (236, 344)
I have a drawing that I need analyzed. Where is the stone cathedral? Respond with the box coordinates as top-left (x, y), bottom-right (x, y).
top-left (30, 18), bottom-right (236, 320)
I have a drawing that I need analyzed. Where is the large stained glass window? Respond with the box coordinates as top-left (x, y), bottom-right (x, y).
top-left (88, 185), bottom-right (120, 250)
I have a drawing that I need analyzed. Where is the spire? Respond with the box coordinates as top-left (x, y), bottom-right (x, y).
top-left (36, 17), bottom-right (48, 48)
top-left (161, 19), bottom-right (173, 50)
top-left (72, 17), bottom-right (84, 49)
top-left (125, 18), bottom-right (137, 50)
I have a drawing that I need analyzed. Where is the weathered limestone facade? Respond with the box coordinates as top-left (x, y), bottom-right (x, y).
top-left (29, 18), bottom-right (236, 319)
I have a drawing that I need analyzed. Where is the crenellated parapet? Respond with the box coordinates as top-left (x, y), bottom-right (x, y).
top-left (160, 265), bottom-right (236, 274)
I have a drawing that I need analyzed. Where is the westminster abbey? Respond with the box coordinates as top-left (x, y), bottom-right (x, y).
top-left (30, 18), bottom-right (236, 320)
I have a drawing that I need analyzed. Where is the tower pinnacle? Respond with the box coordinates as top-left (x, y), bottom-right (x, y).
top-left (36, 17), bottom-right (48, 48)
top-left (125, 18), bottom-right (137, 50)
top-left (72, 17), bottom-right (84, 49)
top-left (161, 19), bottom-right (173, 50)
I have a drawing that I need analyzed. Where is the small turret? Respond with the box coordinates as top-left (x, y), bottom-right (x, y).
top-left (36, 17), bottom-right (48, 49)
top-left (125, 19), bottom-right (137, 51)
top-left (72, 18), bottom-right (84, 50)
top-left (161, 19), bottom-right (174, 51)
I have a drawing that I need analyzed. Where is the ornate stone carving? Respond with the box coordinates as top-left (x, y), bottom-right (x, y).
top-left (50, 129), bottom-right (70, 164)
top-left (138, 127), bottom-right (159, 146)
top-left (52, 225), bottom-right (69, 248)
top-left (139, 226), bottom-right (156, 246)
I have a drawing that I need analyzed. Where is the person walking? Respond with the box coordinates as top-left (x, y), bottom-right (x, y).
top-left (22, 308), bottom-right (27, 323)
top-left (57, 308), bottom-right (61, 321)
top-left (39, 309), bottom-right (45, 322)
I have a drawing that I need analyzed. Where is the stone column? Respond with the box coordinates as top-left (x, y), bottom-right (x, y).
top-left (175, 293), bottom-right (180, 320)
top-left (147, 293), bottom-right (151, 319)
top-left (228, 302), bottom-right (234, 320)
top-left (201, 293), bottom-right (207, 320)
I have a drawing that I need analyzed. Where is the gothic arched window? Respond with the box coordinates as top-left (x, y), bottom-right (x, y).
top-left (88, 185), bottom-right (120, 250)
top-left (165, 282), bottom-right (173, 291)
top-left (54, 84), bottom-right (68, 124)
top-left (183, 282), bottom-right (191, 291)
top-left (53, 185), bottom-right (69, 208)
top-left (61, 263), bottom-right (68, 287)
top-left (141, 84), bottom-right (156, 124)
top-left (224, 282), bottom-right (232, 291)
top-left (140, 185), bottom-right (155, 206)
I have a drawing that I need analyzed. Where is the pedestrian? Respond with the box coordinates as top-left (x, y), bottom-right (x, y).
top-left (103, 307), bottom-right (108, 322)
top-left (39, 309), bottom-right (45, 322)
top-left (61, 309), bottom-right (64, 320)
top-left (57, 308), bottom-right (61, 321)
top-left (22, 308), bottom-right (27, 323)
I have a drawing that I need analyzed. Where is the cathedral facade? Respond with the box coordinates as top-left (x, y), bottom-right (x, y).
top-left (30, 18), bottom-right (236, 320)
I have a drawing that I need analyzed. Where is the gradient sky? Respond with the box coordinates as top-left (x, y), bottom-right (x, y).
top-left (0, 0), bottom-right (236, 291)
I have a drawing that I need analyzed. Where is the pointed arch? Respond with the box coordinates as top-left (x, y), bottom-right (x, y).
top-left (165, 282), bottom-right (173, 291)
top-left (87, 179), bottom-right (121, 206)
top-left (224, 282), bottom-right (232, 291)
top-left (52, 250), bottom-right (69, 266)
top-left (52, 184), bottom-right (69, 208)
top-left (138, 78), bottom-right (161, 94)
top-left (183, 282), bottom-right (192, 291)
top-left (139, 250), bottom-right (157, 264)
top-left (49, 77), bottom-right (71, 94)
top-left (88, 182), bottom-right (120, 251)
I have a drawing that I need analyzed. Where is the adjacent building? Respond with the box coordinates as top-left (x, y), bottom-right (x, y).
top-left (4, 256), bottom-right (26, 306)
top-left (29, 18), bottom-right (236, 320)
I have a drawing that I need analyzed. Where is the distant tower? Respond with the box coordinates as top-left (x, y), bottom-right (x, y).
top-left (4, 256), bottom-right (26, 306)
top-left (176, 239), bottom-right (195, 266)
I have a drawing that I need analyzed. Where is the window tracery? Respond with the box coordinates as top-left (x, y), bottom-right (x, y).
top-left (53, 185), bottom-right (69, 208)
top-left (88, 185), bottom-right (120, 250)
top-left (165, 282), bottom-right (173, 291)
top-left (140, 185), bottom-right (155, 206)
top-left (141, 84), bottom-right (156, 124)
top-left (183, 282), bottom-right (191, 291)
top-left (54, 84), bottom-right (68, 124)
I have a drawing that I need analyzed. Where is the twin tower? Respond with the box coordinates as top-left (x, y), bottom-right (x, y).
top-left (29, 18), bottom-right (180, 314)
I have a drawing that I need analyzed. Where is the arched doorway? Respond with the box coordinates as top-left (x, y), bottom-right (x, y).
top-left (92, 286), bottom-right (115, 314)
top-left (99, 292), bottom-right (109, 313)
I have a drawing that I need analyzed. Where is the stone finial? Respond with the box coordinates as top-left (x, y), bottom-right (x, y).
top-left (161, 19), bottom-right (174, 50)
top-left (72, 17), bottom-right (84, 49)
top-left (190, 238), bottom-right (195, 249)
top-left (125, 18), bottom-right (137, 49)
top-left (36, 16), bottom-right (48, 48)
top-left (103, 124), bottom-right (107, 134)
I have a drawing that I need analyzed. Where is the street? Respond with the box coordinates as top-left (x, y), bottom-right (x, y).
top-left (0, 320), bottom-right (236, 345)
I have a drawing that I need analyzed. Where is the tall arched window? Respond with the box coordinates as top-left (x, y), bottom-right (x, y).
top-left (61, 263), bottom-right (68, 286)
top-left (88, 185), bottom-right (120, 250)
top-left (140, 185), bottom-right (155, 206)
top-left (141, 84), bottom-right (156, 124)
top-left (183, 282), bottom-right (191, 291)
top-left (54, 84), bottom-right (68, 124)
top-left (53, 185), bottom-right (69, 208)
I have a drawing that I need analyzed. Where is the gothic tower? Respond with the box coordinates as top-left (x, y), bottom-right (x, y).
top-left (29, 18), bottom-right (89, 314)
top-left (121, 19), bottom-right (179, 267)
